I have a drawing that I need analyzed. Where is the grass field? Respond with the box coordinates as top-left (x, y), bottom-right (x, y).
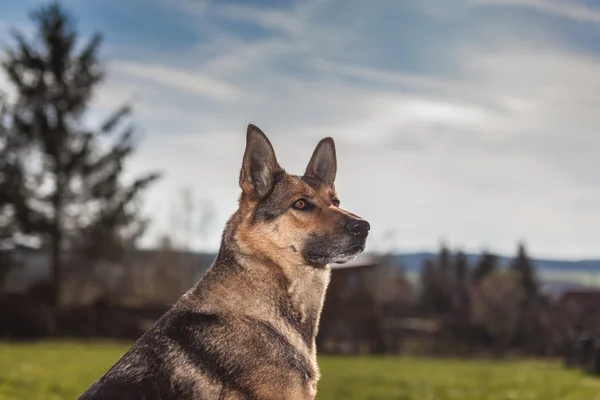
top-left (1, 342), bottom-right (600, 399)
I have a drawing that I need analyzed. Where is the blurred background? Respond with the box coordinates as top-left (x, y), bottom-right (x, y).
top-left (0, 0), bottom-right (599, 399)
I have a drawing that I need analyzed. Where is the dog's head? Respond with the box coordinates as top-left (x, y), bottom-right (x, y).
top-left (235, 124), bottom-right (370, 266)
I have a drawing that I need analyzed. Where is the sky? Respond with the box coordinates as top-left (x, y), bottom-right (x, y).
top-left (0, 0), bottom-right (599, 259)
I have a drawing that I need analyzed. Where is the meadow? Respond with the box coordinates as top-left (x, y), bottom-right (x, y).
top-left (1, 342), bottom-right (599, 400)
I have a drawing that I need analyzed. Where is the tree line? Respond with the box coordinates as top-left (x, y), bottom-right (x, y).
top-left (414, 242), bottom-right (554, 356)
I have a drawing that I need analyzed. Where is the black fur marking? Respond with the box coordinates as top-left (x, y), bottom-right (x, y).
top-left (267, 272), bottom-right (313, 348)
top-left (164, 311), bottom-right (313, 397)
top-left (277, 296), bottom-right (314, 348)
top-left (187, 244), bottom-right (245, 305)
top-left (164, 311), bottom-right (258, 399)
top-left (78, 331), bottom-right (196, 400)
top-left (272, 270), bottom-right (315, 349)
top-left (251, 172), bottom-right (291, 223)
top-left (251, 173), bottom-right (334, 224)
top-left (252, 319), bottom-right (314, 383)
top-left (80, 376), bottom-right (191, 400)
top-left (214, 241), bottom-right (244, 273)
top-left (302, 232), bottom-right (359, 265)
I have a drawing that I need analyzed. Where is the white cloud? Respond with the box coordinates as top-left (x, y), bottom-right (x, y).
top-left (213, 4), bottom-right (307, 36)
top-left (472, 0), bottom-right (600, 24)
top-left (110, 61), bottom-right (241, 102)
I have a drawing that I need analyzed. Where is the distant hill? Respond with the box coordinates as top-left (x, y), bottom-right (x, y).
top-left (175, 250), bottom-right (600, 280)
top-left (390, 251), bottom-right (600, 294)
top-left (391, 252), bottom-right (600, 274)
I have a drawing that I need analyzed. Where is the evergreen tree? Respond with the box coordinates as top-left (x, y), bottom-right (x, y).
top-left (438, 241), bottom-right (452, 274)
top-left (0, 99), bottom-right (14, 245)
top-left (453, 250), bottom-right (469, 288)
top-left (509, 242), bottom-right (541, 352)
top-left (436, 242), bottom-right (454, 314)
top-left (510, 242), bottom-right (538, 299)
top-left (2, 2), bottom-right (160, 307)
top-left (0, 99), bottom-right (17, 291)
top-left (473, 250), bottom-right (498, 284)
top-left (418, 244), bottom-right (455, 316)
top-left (418, 258), bottom-right (438, 315)
top-left (452, 250), bottom-right (470, 316)
top-left (0, 98), bottom-right (39, 246)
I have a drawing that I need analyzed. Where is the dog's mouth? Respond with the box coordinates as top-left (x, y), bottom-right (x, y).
top-left (304, 244), bottom-right (365, 265)
top-left (302, 233), bottom-right (368, 265)
top-left (332, 244), bottom-right (365, 263)
top-left (349, 244), bottom-right (365, 253)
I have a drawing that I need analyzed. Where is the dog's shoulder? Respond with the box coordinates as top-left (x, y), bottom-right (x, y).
top-left (78, 308), bottom-right (226, 400)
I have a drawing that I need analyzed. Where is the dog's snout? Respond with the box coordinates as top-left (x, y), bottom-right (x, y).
top-left (346, 219), bottom-right (370, 239)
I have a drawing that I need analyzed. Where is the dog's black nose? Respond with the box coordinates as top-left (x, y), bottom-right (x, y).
top-left (346, 219), bottom-right (370, 239)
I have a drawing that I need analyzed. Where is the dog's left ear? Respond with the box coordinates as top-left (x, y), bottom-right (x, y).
top-left (305, 137), bottom-right (337, 185)
top-left (240, 124), bottom-right (283, 199)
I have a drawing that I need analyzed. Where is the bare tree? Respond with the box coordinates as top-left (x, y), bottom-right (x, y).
top-left (169, 186), bottom-right (216, 252)
top-left (196, 198), bottom-right (216, 251)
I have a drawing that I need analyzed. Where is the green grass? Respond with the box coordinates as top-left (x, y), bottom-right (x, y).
top-left (1, 342), bottom-right (600, 399)
top-left (318, 356), bottom-right (600, 399)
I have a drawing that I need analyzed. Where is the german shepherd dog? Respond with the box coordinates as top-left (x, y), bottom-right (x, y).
top-left (78, 124), bottom-right (370, 400)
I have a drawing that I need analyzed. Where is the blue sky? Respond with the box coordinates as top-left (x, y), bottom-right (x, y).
top-left (1, 0), bottom-right (599, 259)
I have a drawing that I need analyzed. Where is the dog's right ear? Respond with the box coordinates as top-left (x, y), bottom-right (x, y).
top-left (239, 124), bottom-right (282, 199)
top-left (305, 137), bottom-right (337, 186)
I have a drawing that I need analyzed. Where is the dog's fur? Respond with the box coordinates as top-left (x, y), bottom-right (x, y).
top-left (78, 125), bottom-right (370, 400)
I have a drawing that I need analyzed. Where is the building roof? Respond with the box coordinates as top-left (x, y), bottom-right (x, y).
top-left (559, 289), bottom-right (600, 307)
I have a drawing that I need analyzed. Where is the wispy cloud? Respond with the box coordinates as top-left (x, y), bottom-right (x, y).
top-left (111, 61), bottom-right (241, 102)
top-left (472, 0), bottom-right (600, 24)
top-left (213, 4), bottom-right (307, 36)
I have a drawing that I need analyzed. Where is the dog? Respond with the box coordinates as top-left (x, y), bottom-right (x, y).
top-left (78, 124), bottom-right (370, 400)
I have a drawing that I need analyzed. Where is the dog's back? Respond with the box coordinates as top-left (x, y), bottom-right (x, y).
top-left (79, 125), bottom-right (369, 400)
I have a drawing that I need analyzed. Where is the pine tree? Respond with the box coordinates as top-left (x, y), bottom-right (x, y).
top-left (473, 250), bottom-right (498, 284)
top-left (452, 250), bottom-right (470, 316)
top-left (2, 2), bottom-right (161, 307)
top-left (436, 242), bottom-right (454, 314)
top-left (438, 241), bottom-right (452, 274)
top-left (0, 98), bottom-right (14, 245)
top-left (418, 258), bottom-right (438, 316)
top-left (453, 250), bottom-right (469, 288)
top-left (510, 242), bottom-right (538, 299)
top-left (418, 244), bottom-right (455, 316)
top-left (509, 242), bottom-right (541, 352)
top-left (0, 97), bottom-right (39, 247)
top-left (0, 99), bottom-right (17, 291)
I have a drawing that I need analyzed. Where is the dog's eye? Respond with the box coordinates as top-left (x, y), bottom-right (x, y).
top-left (292, 199), bottom-right (313, 211)
top-left (332, 198), bottom-right (340, 207)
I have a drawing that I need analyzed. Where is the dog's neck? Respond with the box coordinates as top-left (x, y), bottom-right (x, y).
top-left (271, 257), bottom-right (332, 345)
top-left (196, 211), bottom-right (331, 347)
top-left (228, 241), bottom-right (331, 342)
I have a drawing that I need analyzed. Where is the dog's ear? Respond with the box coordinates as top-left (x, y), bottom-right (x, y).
top-left (240, 124), bottom-right (282, 199)
top-left (305, 137), bottom-right (337, 185)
